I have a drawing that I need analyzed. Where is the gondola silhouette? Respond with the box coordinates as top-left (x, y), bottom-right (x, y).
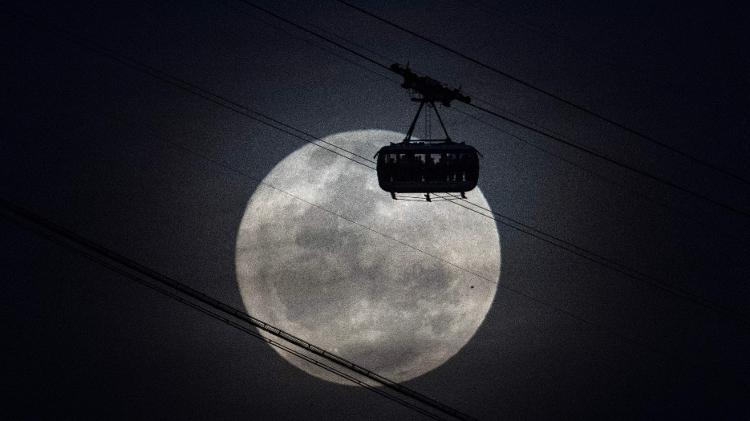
top-left (375, 64), bottom-right (481, 201)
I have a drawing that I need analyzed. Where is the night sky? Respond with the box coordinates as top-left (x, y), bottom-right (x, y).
top-left (3, 1), bottom-right (749, 419)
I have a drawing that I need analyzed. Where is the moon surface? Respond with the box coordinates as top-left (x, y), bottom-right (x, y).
top-left (235, 129), bottom-right (501, 385)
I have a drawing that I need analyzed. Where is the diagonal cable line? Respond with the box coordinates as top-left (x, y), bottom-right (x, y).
top-left (8, 4), bottom-right (749, 387)
top-left (4, 209), bottom-right (445, 420)
top-left (219, 0), bottom-right (396, 83)
top-left (459, 0), bottom-right (679, 89)
top-left (233, 0), bottom-right (391, 71)
top-left (227, 0), bottom-right (750, 219)
top-left (443, 105), bottom-right (750, 249)
top-left (219, 0), bottom-right (750, 249)
top-left (467, 102), bottom-right (750, 218)
top-left (435, 192), bottom-right (750, 327)
top-left (205, 1), bottom-right (750, 324)
top-left (0, 198), bottom-right (474, 421)
top-left (12, 3), bottom-right (750, 329)
top-left (334, 0), bottom-right (750, 187)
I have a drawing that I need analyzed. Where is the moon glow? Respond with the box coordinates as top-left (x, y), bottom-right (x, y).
top-left (235, 130), bottom-right (501, 384)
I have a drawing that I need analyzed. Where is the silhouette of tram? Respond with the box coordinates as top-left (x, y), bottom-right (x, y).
top-left (375, 64), bottom-right (481, 201)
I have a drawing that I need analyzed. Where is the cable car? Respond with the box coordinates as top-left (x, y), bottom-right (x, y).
top-left (376, 142), bottom-right (480, 198)
top-left (375, 64), bottom-right (481, 201)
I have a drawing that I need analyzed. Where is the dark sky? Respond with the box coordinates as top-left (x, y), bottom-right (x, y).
top-left (3, 0), bottom-right (749, 419)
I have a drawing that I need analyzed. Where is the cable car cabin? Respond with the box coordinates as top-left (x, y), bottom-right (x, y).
top-left (378, 64), bottom-right (480, 200)
top-left (375, 142), bottom-right (480, 198)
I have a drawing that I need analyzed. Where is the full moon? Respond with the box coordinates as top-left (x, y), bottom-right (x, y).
top-left (235, 129), bottom-right (501, 385)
